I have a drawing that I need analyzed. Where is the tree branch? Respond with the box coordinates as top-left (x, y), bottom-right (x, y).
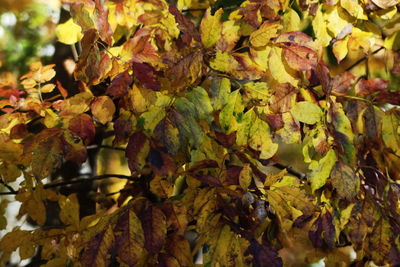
top-left (86, 145), bottom-right (125, 151)
top-left (273, 163), bottom-right (306, 179)
top-left (0, 179), bottom-right (17, 195)
top-left (0, 174), bottom-right (138, 195)
top-left (43, 174), bottom-right (137, 189)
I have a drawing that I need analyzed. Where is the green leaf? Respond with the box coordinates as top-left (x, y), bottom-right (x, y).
top-left (186, 87), bottom-right (214, 123)
top-left (173, 98), bottom-right (205, 147)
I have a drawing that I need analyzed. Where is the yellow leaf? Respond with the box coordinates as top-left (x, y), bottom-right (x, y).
top-left (249, 21), bottom-right (282, 48)
top-left (250, 46), bottom-right (271, 70)
top-left (268, 47), bottom-right (298, 87)
top-left (91, 96), bottom-right (116, 124)
top-left (59, 194), bottom-right (80, 228)
top-left (239, 164), bottom-right (252, 190)
top-left (41, 83), bottom-right (56, 93)
top-left (340, 0), bottom-right (368, 19)
top-left (332, 37), bottom-right (349, 63)
top-left (217, 20), bottom-right (240, 51)
top-left (177, 0), bottom-right (192, 10)
top-left (309, 149), bottom-right (337, 193)
top-left (313, 6), bottom-right (332, 47)
top-left (291, 101), bottom-right (323, 125)
top-left (325, 6), bottom-right (353, 39)
top-left (382, 112), bottom-right (400, 157)
top-left (200, 8), bottom-right (223, 48)
top-left (249, 113), bottom-right (278, 159)
top-left (55, 18), bottom-right (83, 45)
top-left (210, 51), bottom-right (239, 74)
top-left (283, 8), bottom-right (301, 32)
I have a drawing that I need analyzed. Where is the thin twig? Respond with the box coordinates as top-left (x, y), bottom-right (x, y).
top-left (70, 44), bottom-right (79, 62)
top-left (344, 47), bottom-right (384, 72)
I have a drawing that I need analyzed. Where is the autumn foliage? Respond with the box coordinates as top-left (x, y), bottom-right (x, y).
top-left (1, 0), bottom-right (400, 266)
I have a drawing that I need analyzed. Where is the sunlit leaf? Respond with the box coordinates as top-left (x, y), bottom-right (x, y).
top-left (55, 18), bottom-right (83, 45)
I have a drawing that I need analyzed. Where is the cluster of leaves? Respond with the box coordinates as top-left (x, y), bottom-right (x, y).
top-left (1, 0), bottom-right (400, 266)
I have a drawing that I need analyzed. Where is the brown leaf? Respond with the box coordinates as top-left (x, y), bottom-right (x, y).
top-left (276, 31), bottom-right (315, 48)
top-left (356, 78), bottom-right (388, 96)
top-left (148, 148), bottom-right (177, 177)
top-left (94, 0), bottom-right (113, 45)
top-left (23, 128), bottom-right (63, 179)
top-left (150, 176), bottom-right (174, 198)
top-left (163, 50), bottom-right (204, 92)
top-left (331, 161), bottom-right (358, 200)
top-left (106, 71), bottom-right (132, 99)
top-left (68, 113), bottom-right (96, 145)
top-left (91, 95), bottom-right (116, 124)
top-left (114, 208), bottom-right (147, 266)
top-left (331, 72), bottom-right (356, 96)
top-left (309, 210), bottom-right (336, 250)
top-left (10, 124), bottom-right (29, 139)
top-left (165, 234), bottom-right (193, 266)
top-left (282, 44), bottom-right (317, 71)
top-left (125, 131), bottom-right (150, 173)
top-left (162, 201), bottom-right (188, 235)
top-left (153, 118), bottom-right (180, 155)
top-left (80, 225), bottom-right (115, 267)
top-left (140, 205), bottom-right (167, 255)
top-left (169, 5), bottom-right (200, 45)
top-left (189, 173), bottom-right (223, 187)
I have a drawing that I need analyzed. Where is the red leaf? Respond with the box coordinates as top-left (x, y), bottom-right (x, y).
top-left (68, 113), bottom-right (96, 145)
top-left (132, 62), bottom-right (161, 91)
top-left (106, 71), bottom-right (132, 99)
top-left (140, 206), bottom-right (167, 255)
